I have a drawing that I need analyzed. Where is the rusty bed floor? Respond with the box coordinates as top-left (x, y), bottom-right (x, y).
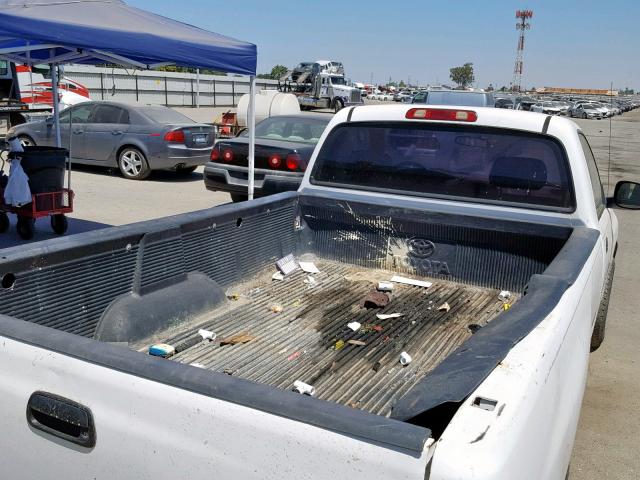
top-left (135, 260), bottom-right (515, 417)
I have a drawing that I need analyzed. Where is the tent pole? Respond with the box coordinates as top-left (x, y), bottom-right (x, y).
top-left (196, 68), bottom-right (200, 108)
top-left (50, 62), bottom-right (62, 147)
top-left (248, 75), bottom-right (256, 200)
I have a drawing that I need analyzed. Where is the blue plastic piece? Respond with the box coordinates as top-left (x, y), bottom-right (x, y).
top-left (148, 343), bottom-right (175, 358)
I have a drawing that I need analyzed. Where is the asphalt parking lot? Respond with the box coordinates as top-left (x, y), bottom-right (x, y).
top-left (0, 107), bottom-right (638, 478)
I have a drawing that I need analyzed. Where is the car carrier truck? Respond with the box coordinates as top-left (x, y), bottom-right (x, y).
top-left (280, 60), bottom-right (363, 112)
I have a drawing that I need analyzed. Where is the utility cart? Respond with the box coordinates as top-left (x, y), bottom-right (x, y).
top-left (0, 145), bottom-right (74, 240)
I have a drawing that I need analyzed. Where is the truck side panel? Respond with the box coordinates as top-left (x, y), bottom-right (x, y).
top-left (0, 335), bottom-right (431, 480)
top-left (430, 236), bottom-right (603, 479)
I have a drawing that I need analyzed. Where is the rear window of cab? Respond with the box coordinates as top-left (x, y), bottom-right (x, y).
top-left (310, 122), bottom-right (575, 212)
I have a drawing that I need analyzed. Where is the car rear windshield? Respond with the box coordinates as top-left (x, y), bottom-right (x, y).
top-left (241, 116), bottom-right (329, 144)
top-left (310, 122), bottom-right (574, 211)
top-left (139, 107), bottom-right (195, 124)
top-left (426, 91), bottom-right (493, 107)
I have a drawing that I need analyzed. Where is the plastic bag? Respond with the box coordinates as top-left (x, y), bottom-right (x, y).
top-left (4, 159), bottom-right (32, 207)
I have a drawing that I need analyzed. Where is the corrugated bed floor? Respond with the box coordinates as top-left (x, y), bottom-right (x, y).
top-left (136, 260), bottom-right (515, 417)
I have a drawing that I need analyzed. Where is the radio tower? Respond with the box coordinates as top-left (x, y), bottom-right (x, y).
top-left (512, 9), bottom-right (533, 92)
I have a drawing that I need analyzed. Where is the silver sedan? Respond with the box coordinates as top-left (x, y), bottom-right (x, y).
top-left (8, 101), bottom-right (215, 180)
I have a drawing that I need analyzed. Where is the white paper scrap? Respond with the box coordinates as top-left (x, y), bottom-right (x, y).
top-left (498, 290), bottom-right (512, 301)
top-left (272, 271), bottom-right (285, 281)
top-left (299, 261), bottom-right (320, 274)
top-left (376, 313), bottom-right (405, 320)
top-left (347, 321), bottom-right (362, 332)
top-left (390, 275), bottom-right (433, 288)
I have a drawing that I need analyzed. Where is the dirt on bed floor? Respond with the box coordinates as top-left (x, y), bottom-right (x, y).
top-left (136, 259), bottom-right (516, 417)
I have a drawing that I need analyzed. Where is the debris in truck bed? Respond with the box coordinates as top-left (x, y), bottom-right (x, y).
top-left (347, 321), bottom-right (362, 332)
top-left (499, 290), bottom-right (512, 302)
top-left (276, 253), bottom-right (298, 275)
top-left (438, 302), bottom-right (451, 312)
top-left (136, 260), bottom-right (519, 417)
top-left (272, 271), bottom-right (285, 281)
top-left (220, 332), bottom-right (255, 345)
top-left (293, 380), bottom-right (316, 396)
top-left (399, 352), bottom-right (412, 366)
top-left (377, 281), bottom-right (394, 292)
top-left (361, 324), bottom-right (384, 333)
top-left (148, 343), bottom-right (175, 357)
top-left (287, 351), bottom-right (302, 361)
top-left (303, 276), bottom-right (318, 287)
top-left (360, 290), bottom-right (390, 308)
top-left (347, 340), bottom-right (366, 346)
top-left (270, 304), bottom-right (284, 314)
top-left (226, 290), bottom-right (240, 301)
top-left (299, 261), bottom-right (320, 274)
top-left (376, 313), bottom-right (404, 320)
top-left (390, 275), bottom-right (433, 288)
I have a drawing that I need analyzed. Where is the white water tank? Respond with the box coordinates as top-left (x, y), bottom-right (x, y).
top-left (236, 90), bottom-right (300, 127)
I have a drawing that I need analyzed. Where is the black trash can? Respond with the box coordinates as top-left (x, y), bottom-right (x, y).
top-left (18, 146), bottom-right (67, 194)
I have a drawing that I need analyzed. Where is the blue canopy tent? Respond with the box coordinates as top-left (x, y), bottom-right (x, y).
top-left (0, 0), bottom-right (259, 198)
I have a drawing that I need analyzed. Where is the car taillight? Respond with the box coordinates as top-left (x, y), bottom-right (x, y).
top-left (210, 148), bottom-right (220, 161)
top-left (222, 149), bottom-right (234, 163)
top-left (286, 153), bottom-right (302, 171)
top-left (268, 154), bottom-right (282, 169)
top-left (164, 130), bottom-right (185, 143)
top-left (406, 108), bottom-right (477, 122)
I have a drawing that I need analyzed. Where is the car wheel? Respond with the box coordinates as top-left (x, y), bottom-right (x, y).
top-left (50, 214), bottom-right (68, 235)
top-left (175, 165), bottom-right (197, 175)
top-left (582, 112), bottom-right (587, 119)
top-left (591, 259), bottom-right (615, 352)
top-left (118, 147), bottom-right (150, 180)
top-left (18, 135), bottom-right (35, 147)
top-left (333, 98), bottom-right (344, 113)
top-left (16, 216), bottom-right (35, 240)
top-left (0, 212), bottom-right (9, 233)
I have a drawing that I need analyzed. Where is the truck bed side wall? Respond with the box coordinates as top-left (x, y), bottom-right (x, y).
top-left (0, 194), bottom-right (299, 339)
top-left (0, 192), bottom-right (570, 340)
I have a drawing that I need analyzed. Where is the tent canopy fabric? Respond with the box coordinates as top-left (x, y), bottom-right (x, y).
top-left (0, 0), bottom-right (257, 75)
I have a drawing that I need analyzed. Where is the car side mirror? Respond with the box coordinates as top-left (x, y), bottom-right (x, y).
top-left (45, 116), bottom-right (54, 126)
top-left (612, 181), bottom-right (640, 209)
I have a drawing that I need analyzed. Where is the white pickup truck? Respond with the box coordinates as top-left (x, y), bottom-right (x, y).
top-left (1, 105), bottom-right (638, 479)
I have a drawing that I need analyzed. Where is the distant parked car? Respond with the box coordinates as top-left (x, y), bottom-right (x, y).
top-left (568, 103), bottom-right (604, 119)
top-left (204, 114), bottom-right (330, 202)
top-left (8, 101), bottom-right (214, 180)
top-left (531, 101), bottom-right (565, 115)
top-left (412, 90), bottom-right (495, 107)
top-left (495, 97), bottom-right (517, 109)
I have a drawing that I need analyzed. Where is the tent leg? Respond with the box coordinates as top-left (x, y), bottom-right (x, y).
top-left (248, 75), bottom-right (256, 200)
top-left (50, 62), bottom-right (62, 148)
top-left (196, 68), bottom-right (200, 108)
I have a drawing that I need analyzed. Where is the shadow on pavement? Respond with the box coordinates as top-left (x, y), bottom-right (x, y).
top-left (0, 215), bottom-right (112, 249)
top-left (71, 163), bottom-right (205, 183)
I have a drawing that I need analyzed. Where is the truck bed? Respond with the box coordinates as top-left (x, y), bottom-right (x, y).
top-left (133, 259), bottom-right (514, 417)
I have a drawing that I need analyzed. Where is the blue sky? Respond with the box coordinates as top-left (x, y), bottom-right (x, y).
top-left (128, 0), bottom-right (639, 89)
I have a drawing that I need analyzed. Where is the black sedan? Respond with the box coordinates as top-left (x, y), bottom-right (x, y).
top-left (204, 114), bottom-right (330, 202)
